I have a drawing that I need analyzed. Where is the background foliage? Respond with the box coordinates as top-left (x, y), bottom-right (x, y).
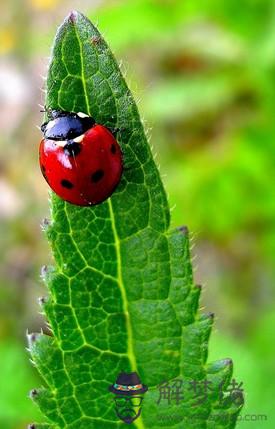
top-left (0, 0), bottom-right (274, 428)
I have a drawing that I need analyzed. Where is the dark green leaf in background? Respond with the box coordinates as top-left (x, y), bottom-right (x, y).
top-left (28, 11), bottom-right (243, 428)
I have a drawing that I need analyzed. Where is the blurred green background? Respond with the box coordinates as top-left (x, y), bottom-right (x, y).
top-left (0, 0), bottom-right (274, 427)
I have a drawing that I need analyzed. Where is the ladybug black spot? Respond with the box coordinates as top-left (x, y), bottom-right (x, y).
top-left (110, 144), bottom-right (116, 154)
top-left (91, 169), bottom-right (104, 183)
top-left (64, 141), bottom-right (82, 157)
top-left (61, 179), bottom-right (74, 189)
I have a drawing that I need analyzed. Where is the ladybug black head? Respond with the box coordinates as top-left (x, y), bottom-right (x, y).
top-left (41, 110), bottom-right (95, 141)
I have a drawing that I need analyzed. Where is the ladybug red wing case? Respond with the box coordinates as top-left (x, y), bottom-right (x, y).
top-left (39, 111), bottom-right (123, 206)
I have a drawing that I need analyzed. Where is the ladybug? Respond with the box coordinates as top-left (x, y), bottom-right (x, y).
top-left (39, 110), bottom-right (123, 206)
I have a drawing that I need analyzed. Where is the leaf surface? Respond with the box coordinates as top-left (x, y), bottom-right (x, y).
top-left (29, 11), bottom-right (243, 429)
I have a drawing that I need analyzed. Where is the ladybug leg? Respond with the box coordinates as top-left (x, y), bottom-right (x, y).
top-left (107, 126), bottom-right (126, 138)
top-left (40, 106), bottom-right (54, 117)
top-left (40, 107), bottom-right (56, 130)
top-left (107, 126), bottom-right (119, 137)
top-left (41, 106), bottom-right (66, 120)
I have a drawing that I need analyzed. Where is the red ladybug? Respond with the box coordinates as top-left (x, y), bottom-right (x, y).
top-left (39, 110), bottom-right (123, 206)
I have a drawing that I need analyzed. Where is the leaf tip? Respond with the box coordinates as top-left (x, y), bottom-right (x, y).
top-left (41, 217), bottom-right (52, 231)
top-left (67, 10), bottom-right (79, 23)
top-left (207, 358), bottom-right (233, 374)
top-left (29, 388), bottom-right (39, 399)
top-left (40, 264), bottom-right (49, 279)
top-left (178, 225), bottom-right (189, 235)
top-left (66, 9), bottom-right (89, 25)
top-left (38, 296), bottom-right (48, 307)
top-left (27, 332), bottom-right (40, 347)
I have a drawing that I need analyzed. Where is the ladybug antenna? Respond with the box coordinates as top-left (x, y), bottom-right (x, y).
top-left (41, 106), bottom-right (55, 118)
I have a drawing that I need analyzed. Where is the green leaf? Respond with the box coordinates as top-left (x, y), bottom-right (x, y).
top-left (29, 11), bottom-right (243, 429)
